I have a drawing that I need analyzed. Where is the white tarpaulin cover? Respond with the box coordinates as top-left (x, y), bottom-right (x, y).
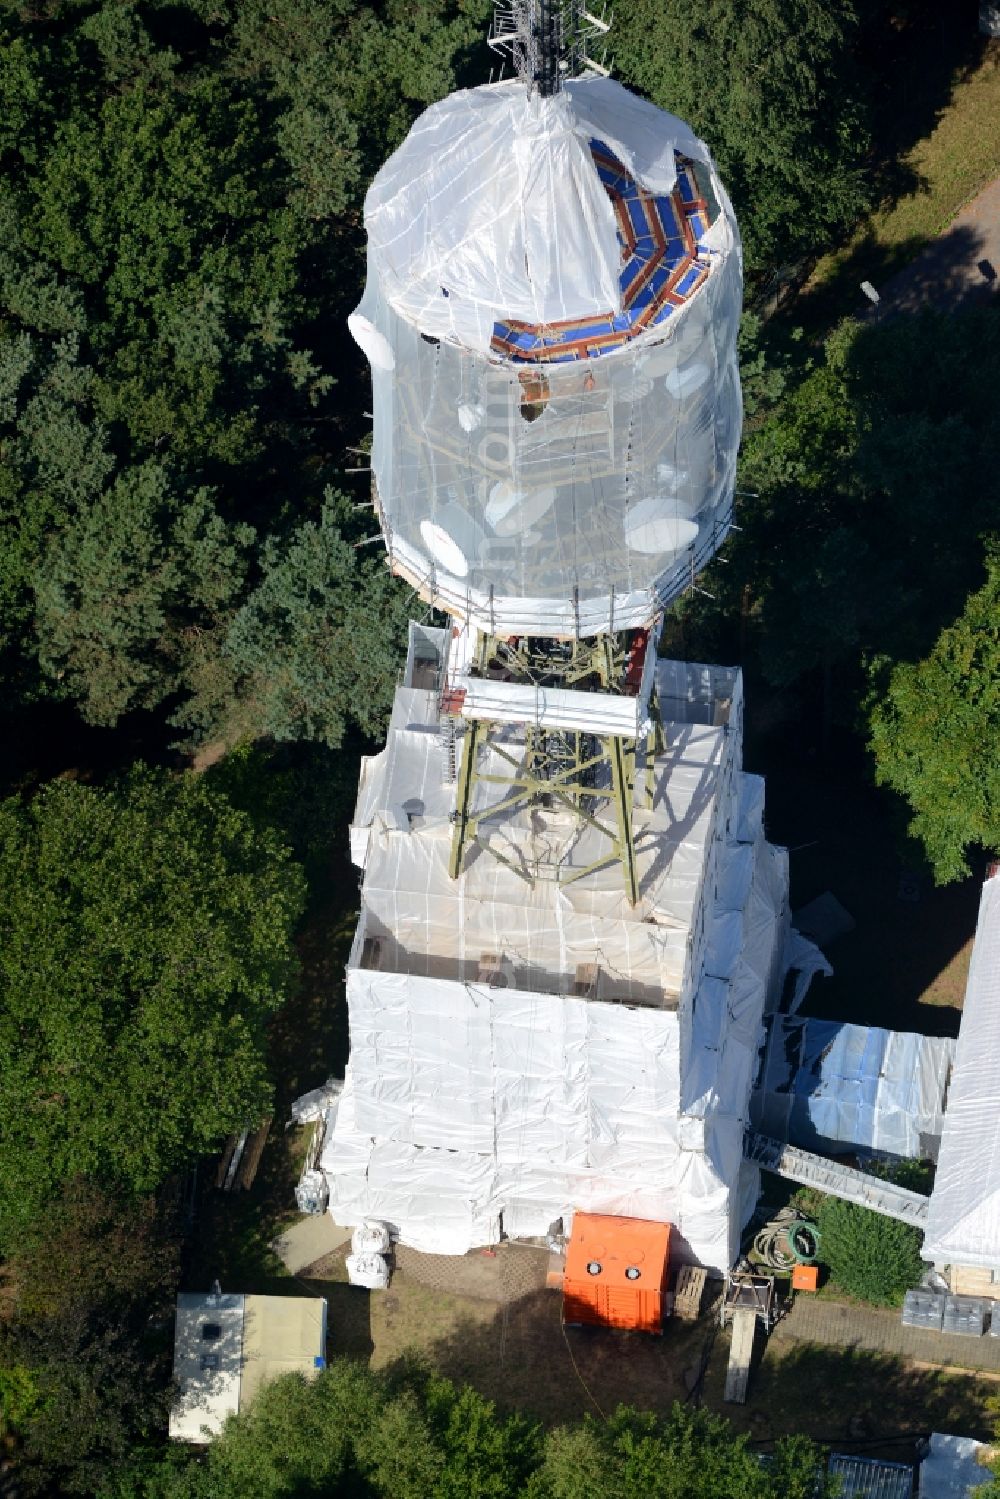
top-left (365, 78), bottom-right (713, 342)
top-left (323, 659), bottom-right (790, 1271)
top-left (752, 1017), bottom-right (954, 1160)
top-left (923, 873), bottom-right (1000, 1267)
top-left (780, 928), bottom-right (834, 1014)
top-left (353, 78), bottom-right (744, 636)
top-left (919, 1434), bottom-right (992, 1499)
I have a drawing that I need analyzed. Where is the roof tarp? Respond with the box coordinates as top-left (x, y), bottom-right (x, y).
top-left (364, 78), bottom-right (718, 347)
top-left (923, 874), bottom-right (1000, 1266)
top-left (919, 1433), bottom-right (991, 1499)
top-left (752, 1016), bottom-right (953, 1160)
top-left (240, 1295), bottom-right (327, 1407)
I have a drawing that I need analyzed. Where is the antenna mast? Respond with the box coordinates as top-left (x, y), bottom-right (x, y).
top-left (489, 0), bottom-right (611, 94)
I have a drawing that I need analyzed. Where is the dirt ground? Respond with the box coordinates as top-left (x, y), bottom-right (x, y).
top-left (301, 1241), bottom-right (716, 1426)
top-left (291, 1242), bottom-right (999, 1446)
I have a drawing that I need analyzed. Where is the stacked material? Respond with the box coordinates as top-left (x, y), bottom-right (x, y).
top-left (346, 1221), bottom-right (392, 1291)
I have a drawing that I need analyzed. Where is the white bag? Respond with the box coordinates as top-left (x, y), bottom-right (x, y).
top-left (351, 1220), bottom-right (391, 1256)
top-left (346, 1252), bottom-right (390, 1291)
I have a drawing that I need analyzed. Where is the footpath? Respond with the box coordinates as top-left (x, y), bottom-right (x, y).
top-left (878, 174), bottom-right (1000, 314)
top-left (773, 1295), bottom-right (1000, 1375)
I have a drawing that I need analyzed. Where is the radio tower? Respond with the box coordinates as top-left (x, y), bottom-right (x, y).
top-left (321, 3), bottom-right (790, 1272)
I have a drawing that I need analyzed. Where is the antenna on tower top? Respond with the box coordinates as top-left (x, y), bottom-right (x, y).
top-left (488, 0), bottom-right (612, 96)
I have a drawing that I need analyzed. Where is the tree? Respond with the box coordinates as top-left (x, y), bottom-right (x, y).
top-left (870, 550), bottom-right (1000, 883)
top-left (0, 769), bottom-right (305, 1247)
top-left (0, 1180), bottom-right (180, 1497)
top-left (34, 462), bottom-right (254, 726)
top-left (676, 304), bottom-right (1000, 749)
top-left (613, 0), bottom-right (871, 275)
top-left (217, 491), bottom-right (412, 749)
top-left (111, 1366), bottom-right (828, 1499)
top-left (0, 0), bottom-right (480, 735)
top-left (207, 737), bottom-right (362, 907)
top-left (816, 1192), bottom-right (924, 1306)
top-left (527, 1404), bottom-right (831, 1499)
top-left (113, 1360), bottom-right (540, 1499)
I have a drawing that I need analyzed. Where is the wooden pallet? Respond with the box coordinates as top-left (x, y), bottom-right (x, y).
top-left (674, 1264), bottom-right (707, 1321)
top-left (215, 1117), bottom-right (272, 1192)
top-left (950, 1264), bottom-right (997, 1297)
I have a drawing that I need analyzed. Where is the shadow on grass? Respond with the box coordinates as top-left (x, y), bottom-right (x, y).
top-left (370, 1282), bottom-right (996, 1450)
top-left (800, 219), bottom-right (996, 333)
top-left (711, 1340), bottom-right (997, 1453)
top-left (769, 11), bottom-right (995, 333)
top-left (372, 1285), bottom-right (716, 1429)
top-left (856, 4), bottom-right (988, 211)
top-left (747, 722), bottom-right (979, 1037)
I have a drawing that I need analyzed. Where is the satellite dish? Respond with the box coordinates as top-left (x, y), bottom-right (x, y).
top-left (625, 498), bottom-right (699, 556)
top-left (484, 482), bottom-right (556, 536)
top-left (419, 504), bottom-right (485, 578)
top-left (665, 362), bottom-right (710, 399)
top-left (347, 313), bottom-right (395, 372)
top-left (458, 402), bottom-right (484, 433)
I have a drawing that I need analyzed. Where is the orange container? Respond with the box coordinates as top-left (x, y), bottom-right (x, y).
top-left (791, 1263), bottom-right (819, 1292)
top-left (563, 1213), bottom-right (671, 1334)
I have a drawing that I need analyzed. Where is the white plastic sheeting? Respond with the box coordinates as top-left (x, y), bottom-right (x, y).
top-left (923, 873), bottom-right (1000, 1267)
top-left (919, 1434), bottom-right (992, 1499)
top-left (323, 659), bottom-right (789, 1271)
top-left (354, 78), bottom-right (743, 636)
top-left (346, 1253), bottom-right (390, 1290)
top-left (349, 672), bottom-right (744, 1006)
top-left (780, 928), bottom-right (834, 1014)
top-left (458, 678), bottom-right (652, 737)
top-left (365, 78), bottom-right (715, 345)
top-left (751, 1017), bottom-right (954, 1161)
top-left (289, 1077), bottom-right (343, 1127)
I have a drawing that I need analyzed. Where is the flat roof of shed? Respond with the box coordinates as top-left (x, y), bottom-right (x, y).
top-left (168, 1292), bottom-right (327, 1444)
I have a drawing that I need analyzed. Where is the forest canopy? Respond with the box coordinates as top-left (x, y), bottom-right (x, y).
top-left (0, 769), bottom-right (305, 1250)
top-left (0, 0), bottom-right (491, 745)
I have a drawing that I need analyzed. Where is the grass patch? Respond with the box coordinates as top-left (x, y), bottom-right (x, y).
top-left (802, 39), bottom-right (1000, 316)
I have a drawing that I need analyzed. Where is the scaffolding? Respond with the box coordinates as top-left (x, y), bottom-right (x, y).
top-left (445, 631), bottom-right (665, 904)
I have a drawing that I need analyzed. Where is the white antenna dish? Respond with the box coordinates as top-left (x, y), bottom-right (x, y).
top-left (625, 501), bottom-right (699, 556)
top-left (348, 313), bottom-right (395, 372)
top-left (420, 506), bottom-right (485, 577)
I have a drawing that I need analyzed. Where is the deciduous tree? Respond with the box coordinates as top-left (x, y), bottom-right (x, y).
top-left (870, 550), bottom-right (1000, 883)
top-left (0, 769), bottom-right (305, 1247)
top-left (111, 1369), bottom-right (828, 1499)
top-left (1, 1180), bottom-right (180, 1497)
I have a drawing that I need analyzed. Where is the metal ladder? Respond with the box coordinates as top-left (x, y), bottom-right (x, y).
top-left (744, 1131), bottom-right (929, 1229)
